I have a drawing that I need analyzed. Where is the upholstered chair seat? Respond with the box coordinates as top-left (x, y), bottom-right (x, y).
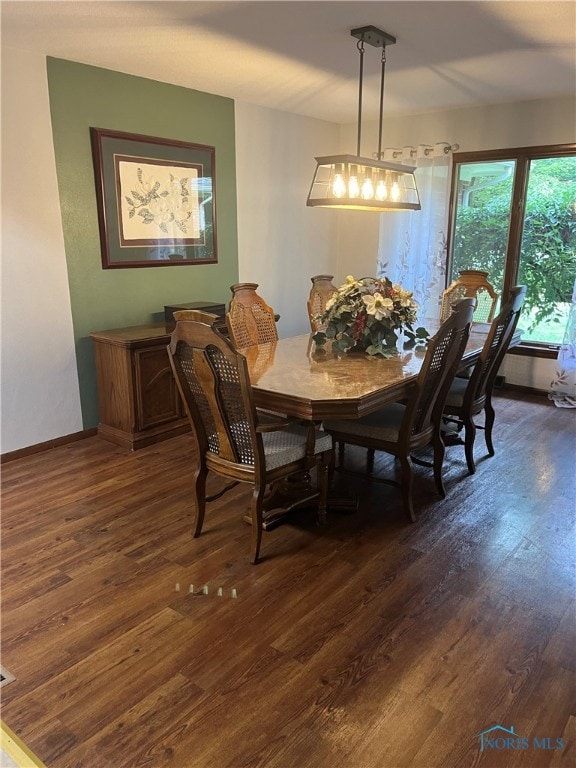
top-left (325, 403), bottom-right (407, 444)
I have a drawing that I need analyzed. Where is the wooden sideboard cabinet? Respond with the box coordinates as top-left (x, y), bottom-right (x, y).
top-left (91, 323), bottom-right (190, 450)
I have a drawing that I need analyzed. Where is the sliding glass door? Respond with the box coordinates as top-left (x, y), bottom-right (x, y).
top-left (447, 145), bottom-right (576, 347)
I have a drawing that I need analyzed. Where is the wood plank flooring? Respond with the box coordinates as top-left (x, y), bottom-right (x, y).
top-left (1, 392), bottom-right (574, 768)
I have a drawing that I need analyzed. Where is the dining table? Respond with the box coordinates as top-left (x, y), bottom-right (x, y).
top-left (241, 321), bottom-right (521, 421)
top-left (238, 321), bottom-right (521, 528)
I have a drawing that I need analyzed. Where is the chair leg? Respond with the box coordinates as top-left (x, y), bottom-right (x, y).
top-left (463, 417), bottom-right (477, 475)
top-left (433, 433), bottom-right (446, 498)
top-left (192, 466), bottom-right (208, 538)
top-left (328, 445), bottom-right (336, 482)
top-left (316, 453), bottom-right (329, 526)
top-left (367, 448), bottom-right (375, 474)
top-left (484, 396), bottom-right (496, 456)
top-left (250, 484), bottom-right (266, 564)
top-left (398, 454), bottom-right (416, 523)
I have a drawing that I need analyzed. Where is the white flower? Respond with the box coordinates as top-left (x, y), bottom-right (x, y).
top-left (336, 275), bottom-right (359, 292)
top-left (363, 293), bottom-right (394, 320)
top-left (393, 284), bottom-right (416, 308)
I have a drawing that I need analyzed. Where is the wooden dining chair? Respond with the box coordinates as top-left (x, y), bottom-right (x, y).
top-left (307, 274), bottom-right (338, 332)
top-left (226, 283), bottom-right (278, 348)
top-left (441, 269), bottom-right (499, 323)
top-left (167, 314), bottom-right (333, 563)
top-left (323, 299), bottom-right (475, 523)
top-left (442, 285), bottom-right (527, 474)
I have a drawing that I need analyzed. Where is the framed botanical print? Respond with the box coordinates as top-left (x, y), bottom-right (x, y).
top-left (90, 128), bottom-right (217, 268)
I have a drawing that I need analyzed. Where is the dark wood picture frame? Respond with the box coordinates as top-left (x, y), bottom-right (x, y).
top-left (90, 128), bottom-right (217, 268)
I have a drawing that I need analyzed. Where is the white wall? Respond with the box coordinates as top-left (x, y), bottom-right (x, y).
top-left (343, 94), bottom-right (576, 156)
top-left (1, 48), bottom-right (83, 453)
top-left (234, 102), bottom-right (341, 338)
top-left (499, 354), bottom-right (557, 391)
top-left (335, 209), bottom-right (381, 281)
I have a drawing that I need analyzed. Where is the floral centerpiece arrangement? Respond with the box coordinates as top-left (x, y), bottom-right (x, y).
top-left (313, 275), bottom-right (429, 357)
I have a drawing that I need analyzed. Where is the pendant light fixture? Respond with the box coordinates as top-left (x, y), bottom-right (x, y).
top-left (307, 25), bottom-right (421, 212)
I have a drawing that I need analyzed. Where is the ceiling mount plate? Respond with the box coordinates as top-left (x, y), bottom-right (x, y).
top-left (351, 25), bottom-right (396, 47)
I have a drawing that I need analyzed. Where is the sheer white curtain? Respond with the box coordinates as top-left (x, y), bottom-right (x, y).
top-left (549, 278), bottom-right (576, 408)
top-left (377, 142), bottom-right (454, 321)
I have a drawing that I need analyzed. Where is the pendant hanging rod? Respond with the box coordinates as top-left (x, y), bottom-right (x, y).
top-left (351, 25), bottom-right (396, 159)
top-left (356, 39), bottom-right (365, 157)
top-left (377, 45), bottom-right (386, 161)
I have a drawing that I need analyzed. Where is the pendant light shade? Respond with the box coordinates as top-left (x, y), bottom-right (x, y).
top-left (307, 154), bottom-right (420, 211)
top-left (307, 25), bottom-right (421, 213)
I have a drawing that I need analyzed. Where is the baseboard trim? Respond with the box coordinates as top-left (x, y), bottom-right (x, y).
top-left (1, 429), bottom-right (97, 464)
top-left (501, 382), bottom-right (550, 398)
top-left (507, 344), bottom-right (558, 360)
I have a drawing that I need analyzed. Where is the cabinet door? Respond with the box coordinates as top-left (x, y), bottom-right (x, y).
top-left (133, 346), bottom-right (182, 430)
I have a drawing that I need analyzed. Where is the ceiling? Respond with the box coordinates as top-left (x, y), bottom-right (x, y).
top-left (2, 1), bottom-right (575, 124)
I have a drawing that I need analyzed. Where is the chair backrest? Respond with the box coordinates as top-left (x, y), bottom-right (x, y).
top-left (404, 298), bottom-right (476, 442)
top-left (168, 316), bottom-right (262, 469)
top-left (226, 283), bottom-right (278, 348)
top-left (307, 274), bottom-right (338, 332)
top-left (441, 269), bottom-right (499, 323)
top-left (466, 285), bottom-right (527, 404)
top-left (172, 309), bottom-right (220, 324)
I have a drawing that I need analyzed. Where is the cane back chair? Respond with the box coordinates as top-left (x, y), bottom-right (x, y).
top-left (168, 315), bottom-right (333, 563)
top-left (442, 285), bottom-right (527, 474)
top-left (226, 283), bottom-right (278, 349)
top-left (441, 270), bottom-right (499, 324)
top-left (323, 299), bottom-right (475, 523)
top-left (307, 274), bottom-right (338, 332)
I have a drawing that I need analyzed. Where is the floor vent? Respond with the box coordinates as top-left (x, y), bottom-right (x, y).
top-left (0, 666), bottom-right (15, 687)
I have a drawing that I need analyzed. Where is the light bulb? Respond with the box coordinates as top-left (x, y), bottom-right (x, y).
top-left (375, 179), bottom-right (387, 201)
top-left (332, 174), bottom-right (346, 198)
top-left (391, 180), bottom-right (400, 202)
top-left (361, 176), bottom-right (374, 199)
top-left (348, 176), bottom-right (360, 197)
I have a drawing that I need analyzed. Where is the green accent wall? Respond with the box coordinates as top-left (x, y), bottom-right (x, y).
top-left (47, 58), bottom-right (238, 428)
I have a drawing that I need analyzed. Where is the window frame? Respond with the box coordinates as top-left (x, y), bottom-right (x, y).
top-left (446, 142), bottom-right (576, 356)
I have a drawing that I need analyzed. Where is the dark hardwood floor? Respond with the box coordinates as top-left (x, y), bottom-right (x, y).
top-left (1, 392), bottom-right (574, 768)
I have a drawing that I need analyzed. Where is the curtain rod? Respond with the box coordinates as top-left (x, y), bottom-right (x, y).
top-left (387, 143), bottom-right (460, 159)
